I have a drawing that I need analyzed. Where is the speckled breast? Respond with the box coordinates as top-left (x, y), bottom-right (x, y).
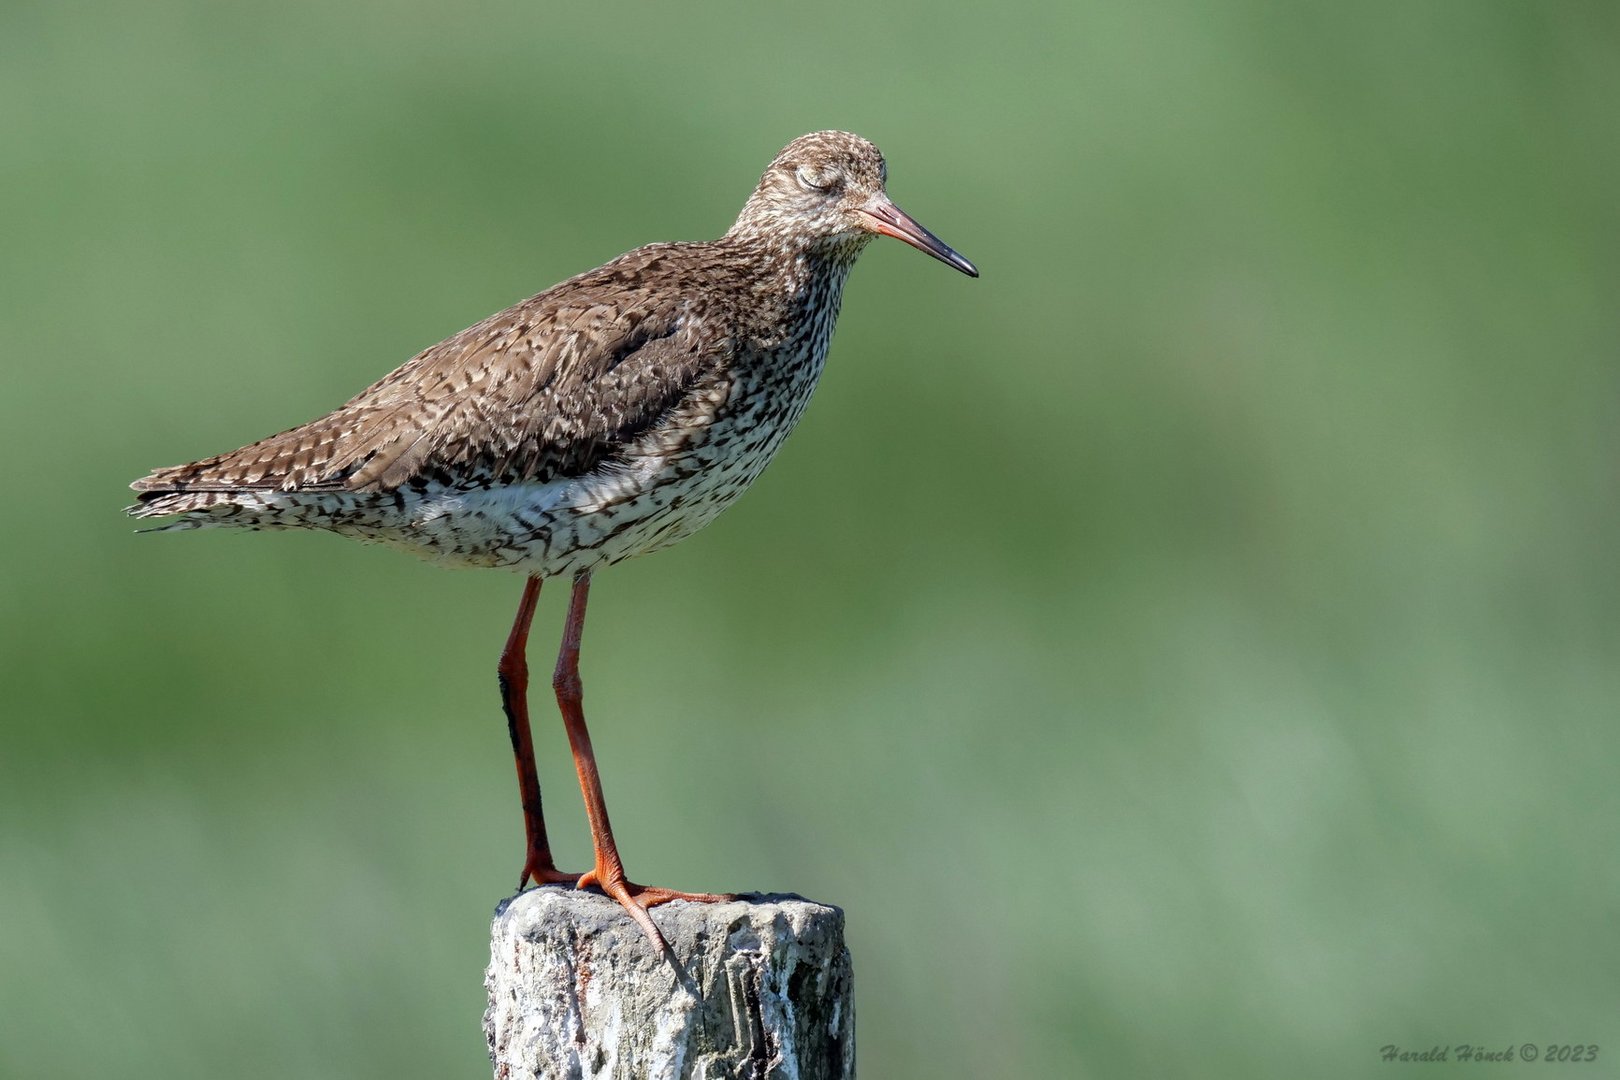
top-left (552, 336), bottom-right (828, 574)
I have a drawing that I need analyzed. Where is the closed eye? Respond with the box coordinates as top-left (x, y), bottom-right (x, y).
top-left (794, 165), bottom-right (840, 193)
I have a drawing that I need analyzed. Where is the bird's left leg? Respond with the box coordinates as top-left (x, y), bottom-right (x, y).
top-left (553, 571), bottom-right (730, 951)
top-left (499, 575), bottom-right (578, 890)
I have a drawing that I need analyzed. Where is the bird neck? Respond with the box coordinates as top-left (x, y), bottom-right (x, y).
top-left (719, 229), bottom-right (870, 310)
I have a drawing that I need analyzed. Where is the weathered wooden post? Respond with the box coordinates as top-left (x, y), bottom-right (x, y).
top-left (485, 889), bottom-right (854, 1079)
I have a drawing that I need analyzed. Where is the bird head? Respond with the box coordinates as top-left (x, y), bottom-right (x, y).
top-left (729, 130), bottom-right (978, 277)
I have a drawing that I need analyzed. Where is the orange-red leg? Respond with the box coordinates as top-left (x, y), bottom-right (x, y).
top-left (553, 571), bottom-right (730, 950)
top-left (499, 575), bottom-right (576, 889)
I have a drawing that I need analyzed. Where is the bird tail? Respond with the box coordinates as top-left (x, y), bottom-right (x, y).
top-left (125, 487), bottom-right (249, 529)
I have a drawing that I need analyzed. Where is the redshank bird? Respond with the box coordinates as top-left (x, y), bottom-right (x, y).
top-left (129, 130), bottom-right (977, 949)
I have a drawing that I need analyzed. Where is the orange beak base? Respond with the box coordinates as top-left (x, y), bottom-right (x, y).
top-left (859, 199), bottom-right (978, 277)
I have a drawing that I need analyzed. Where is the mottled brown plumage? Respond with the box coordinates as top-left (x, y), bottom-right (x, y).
top-left (129, 130), bottom-right (976, 950)
top-left (136, 248), bottom-right (735, 498)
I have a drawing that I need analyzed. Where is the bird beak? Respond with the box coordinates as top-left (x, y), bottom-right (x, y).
top-left (858, 197), bottom-right (979, 278)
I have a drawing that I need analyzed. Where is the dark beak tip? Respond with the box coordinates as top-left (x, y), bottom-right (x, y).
top-left (940, 249), bottom-right (978, 278)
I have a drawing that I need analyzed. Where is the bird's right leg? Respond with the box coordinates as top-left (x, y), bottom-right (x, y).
top-left (499, 575), bottom-right (577, 889)
top-left (552, 572), bottom-right (730, 953)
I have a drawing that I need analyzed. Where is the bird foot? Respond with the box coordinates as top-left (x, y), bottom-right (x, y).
top-left (577, 865), bottom-right (732, 952)
top-left (517, 852), bottom-right (583, 892)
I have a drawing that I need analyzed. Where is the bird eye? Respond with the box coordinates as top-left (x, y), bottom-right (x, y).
top-left (794, 165), bottom-right (838, 193)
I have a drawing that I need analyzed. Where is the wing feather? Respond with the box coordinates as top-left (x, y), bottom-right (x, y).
top-left (131, 247), bottom-right (729, 502)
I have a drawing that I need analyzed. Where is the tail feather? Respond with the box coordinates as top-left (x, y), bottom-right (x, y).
top-left (126, 477), bottom-right (400, 539)
top-left (126, 488), bottom-right (285, 532)
top-left (127, 489), bottom-right (243, 519)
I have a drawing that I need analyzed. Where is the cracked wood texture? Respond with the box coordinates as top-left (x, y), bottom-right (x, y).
top-left (485, 889), bottom-right (854, 1079)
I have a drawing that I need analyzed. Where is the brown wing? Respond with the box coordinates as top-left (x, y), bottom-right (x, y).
top-left (131, 246), bottom-right (730, 499)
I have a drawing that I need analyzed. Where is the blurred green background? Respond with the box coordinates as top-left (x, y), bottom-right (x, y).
top-left (4, 2), bottom-right (1617, 1077)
